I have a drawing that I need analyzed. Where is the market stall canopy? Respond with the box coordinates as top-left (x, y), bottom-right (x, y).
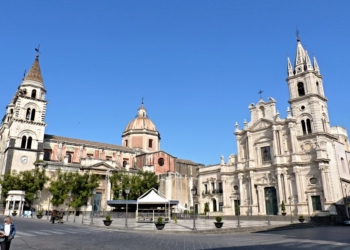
top-left (137, 188), bottom-right (169, 204)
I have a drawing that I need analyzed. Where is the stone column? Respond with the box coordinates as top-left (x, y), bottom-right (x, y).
top-left (255, 147), bottom-right (260, 167)
top-left (272, 126), bottom-right (279, 156)
top-left (257, 186), bottom-right (265, 215)
top-left (238, 173), bottom-right (244, 203)
top-left (319, 164), bottom-right (329, 202)
top-left (236, 136), bottom-right (241, 161)
top-left (288, 123), bottom-right (297, 153)
top-left (276, 169), bottom-right (283, 214)
top-left (293, 167), bottom-right (302, 203)
top-left (249, 171), bottom-right (257, 214)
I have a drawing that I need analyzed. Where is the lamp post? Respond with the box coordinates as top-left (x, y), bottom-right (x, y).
top-left (306, 196), bottom-right (310, 222)
top-left (265, 195), bottom-right (271, 226)
top-left (237, 205), bottom-right (241, 228)
top-left (288, 196), bottom-right (293, 223)
top-left (47, 192), bottom-right (51, 220)
top-left (90, 188), bottom-right (96, 225)
top-left (125, 187), bottom-right (130, 228)
top-left (191, 186), bottom-right (197, 230)
top-left (66, 190), bottom-right (72, 222)
top-left (32, 194), bottom-right (36, 218)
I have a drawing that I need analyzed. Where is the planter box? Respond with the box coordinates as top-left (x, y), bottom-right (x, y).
top-left (103, 220), bottom-right (113, 226)
top-left (37, 215), bottom-right (43, 219)
top-left (298, 218), bottom-right (305, 223)
top-left (214, 222), bottom-right (224, 228)
top-left (155, 223), bottom-right (165, 230)
top-left (11, 213), bottom-right (17, 217)
top-left (282, 212), bottom-right (287, 216)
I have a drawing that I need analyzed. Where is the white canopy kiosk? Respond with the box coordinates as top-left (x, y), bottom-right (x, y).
top-left (136, 188), bottom-right (170, 223)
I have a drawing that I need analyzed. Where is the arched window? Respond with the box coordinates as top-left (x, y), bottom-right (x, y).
top-left (27, 136), bottom-right (32, 149)
top-left (316, 82), bottom-right (321, 95)
top-left (298, 82), bottom-right (305, 96)
top-left (125, 140), bottom-right (128, 147)
top-left (26, 108), bottom-right (31, 120)
top-left (21, 136), bottom-right (27, 149)
top-left (301, 120), bottom-right (307, 135)
top-left (31, 89), bottom-right (36, 98)
top-left (30, 109), bottom-right (36, 121)
top-left (123, 160), bottom-right (127, 168)
top-left (10, 109), bottom-right (13, 114)
top-left (260, 106), bottom-right (265, 118)
top-left (306, 119), bottom-right (312, 134)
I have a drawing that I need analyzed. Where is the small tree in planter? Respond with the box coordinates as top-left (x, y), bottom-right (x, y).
top-left (298, 215), bottom-right (305, 223)
top-left (214, 216), bottom-right (224, 228)
top-left (103, 215), bottom-right (113, 226)
top-left (155, 216), bottom-right (165, 230)
top-left (37, 210), bottom-right (44, 219)
top-left (204, 202), bottom-right (210, 219)
top-left (12, 210), bottom-right (17, 216)
top-left (281, 201), bottom-right (286, 216)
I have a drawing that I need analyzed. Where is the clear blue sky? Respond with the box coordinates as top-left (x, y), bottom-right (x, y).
top-left (1, 1), bottom-right (350, 165)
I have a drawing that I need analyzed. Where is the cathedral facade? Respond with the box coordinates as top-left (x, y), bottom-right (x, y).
top-left (197, 38), bottom-right (350, 217)
top-left (0, 55), bottom-right (201, 212)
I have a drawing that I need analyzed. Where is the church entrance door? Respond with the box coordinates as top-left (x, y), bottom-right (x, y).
top-left (264, 187), bottom-right (278, 215)
top-left (93, 192), bottom-right (102, 211)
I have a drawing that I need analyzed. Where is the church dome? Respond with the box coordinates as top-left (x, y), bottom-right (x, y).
top-left (124, 104), bottom-right (158, 132)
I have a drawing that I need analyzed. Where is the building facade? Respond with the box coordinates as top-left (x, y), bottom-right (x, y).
top-left (0, 54), bottom-right (201, 212)
top-left (197, 38), bottom-right (350, 217)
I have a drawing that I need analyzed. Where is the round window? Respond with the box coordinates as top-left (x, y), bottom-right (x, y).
top-left (310, 177), bottom-right (318, 184)
top-left (301, 105), bottom-right (305, 110)
top-left (233, 185), bottom-right (239, 191)
top-left (158, 158), bottom-right (165, 166)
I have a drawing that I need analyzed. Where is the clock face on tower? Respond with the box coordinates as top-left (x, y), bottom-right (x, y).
top-left (21, 156), bottom-right (28, 164)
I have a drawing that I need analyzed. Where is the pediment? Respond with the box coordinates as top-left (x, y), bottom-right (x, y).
top-left (83, 162), bottom-right (117, 171)
top-left (250, 119), bottom-right (273, 131)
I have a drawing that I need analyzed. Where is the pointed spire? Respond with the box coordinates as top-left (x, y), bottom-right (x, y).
top-left (305, 50), bottom-right (313, 71)
top-left (294, 37), bottom-right (307, 74)
top-left (287, 57), bottom-right (294, 76)
top-left (313, 57), bottom-right (320, 75)
top-left (24, 55), bottom-right (44, 84)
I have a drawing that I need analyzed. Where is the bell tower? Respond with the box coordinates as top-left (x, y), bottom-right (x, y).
top-left (286, 36), bottom-right (329, 136)
top-left (0, 54), bottom-right (47, 174)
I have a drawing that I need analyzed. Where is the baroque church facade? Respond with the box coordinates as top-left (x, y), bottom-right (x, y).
top-left (197, 38), bottom-right (350, 217)
top-left (0, 54), bottom-right (202, 212)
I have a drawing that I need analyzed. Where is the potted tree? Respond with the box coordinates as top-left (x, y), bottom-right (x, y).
top-left (37, 210), bottom-right (44, 219)
top-left (204, 202), bottom-right (210, 219)
top-left (155, 216), bottom-right (166, 230)
top-left (12, 210), bottom-right (17, 217)
top-left (281, 201), bottom-right (286, 216)
top-left (214, 216), bottom-right (224, 228)
top-left (298, 215), bottom-right (305, 223)
top-left (103, 215), bottom-right (113, 226)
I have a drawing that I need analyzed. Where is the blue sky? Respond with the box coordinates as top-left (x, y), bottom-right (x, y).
top-left (1, 1), bottom-right (350, 165)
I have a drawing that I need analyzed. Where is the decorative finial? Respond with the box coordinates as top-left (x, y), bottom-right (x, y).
top-left (258, 89), bottom-right (263, 100)
top-left (296, 28), bottom-right (300, 42)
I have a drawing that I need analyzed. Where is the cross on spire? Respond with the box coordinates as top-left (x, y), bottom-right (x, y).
top-left (35, 44), bottom-right (41, 55)
top-left (296, 28), bottom-right (300, 42)
top-left (258, 90), bottom-right (263, 99)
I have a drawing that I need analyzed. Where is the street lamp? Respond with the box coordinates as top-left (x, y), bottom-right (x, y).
top-left (191, 186), bottom-right (197, 230)
top-left (288, 196), bottom-right (293, 224)
top-left (125, 187), bottom-right (130, 228)
top-left (90, 188), bottom-right (96, 225)
top-left (306, 196), bottom-right (310, 222)
top-left (47, 192), bottom-right (51, 220)
top-left (236, 204), bottom-right (241, 228)
top-left (265, 195), bottom-right (271, 226)
top-left (32, 194), bottom-right (37, 218)
top-left (66, 190), bottom-right (72, 222)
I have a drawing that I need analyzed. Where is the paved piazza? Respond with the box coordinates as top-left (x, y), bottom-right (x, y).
top-left (4, 216), bottom-right (350, 249)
